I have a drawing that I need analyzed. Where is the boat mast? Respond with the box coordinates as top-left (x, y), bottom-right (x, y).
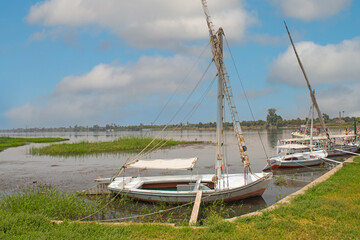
top-left (284, 21), bottom-right (331, 142)
top-left (201, 0), bottom-right (251, 185)
top-left (200, 0), bottom-right (224, 187)
top-left (216, 28), bottom-right (225, 188)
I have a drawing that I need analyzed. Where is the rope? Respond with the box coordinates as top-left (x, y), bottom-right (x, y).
top-left (138, 74), bottom-right (218, 159)
top-left (79, 54), bottom-right (215, 222)
top-left (113, 59), bottom-right (214, 178)
top-left (224, 35), bottom-right (269, 160)
top-left (96, 189), bottom-right (223, 223)
top-left (78, 190), bottom-right (123, 221)
top-left (152, 42), bottom-right (211, 125)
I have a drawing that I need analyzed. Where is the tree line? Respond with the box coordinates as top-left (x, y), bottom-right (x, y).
top-left (1, 108), bottom-right (358, 133)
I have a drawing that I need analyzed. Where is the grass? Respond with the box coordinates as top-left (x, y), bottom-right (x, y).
top-left (0, 185), bottom-right (100, 220)
top-left (0, 136), bottom-right (68, 152)
top-left (1, 157), bottom-right (359, 239)
top-left (30, 136), bottom-right (205, 156)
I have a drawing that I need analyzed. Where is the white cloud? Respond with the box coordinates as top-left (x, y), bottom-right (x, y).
top-left (5, 55), bottom-right (208, 127)
top-left (271, 0), bottom-right (352, 21)
top-left (26, 0), bottom-right (258, 49)
top-left (268, 38), bottom-right (360, 87)
top-left (27, 29), bottom-right (47, 43)
top-left (317, 84), bottom-right (360, 117)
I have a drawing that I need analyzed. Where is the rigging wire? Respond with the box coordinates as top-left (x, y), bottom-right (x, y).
top-left (223, 35), bottom-right (269, 160)
top-left (151, 42), bottom-right (211, 125)
top-left (112, 59), bottom-right (214, 179)
top-left (79, 55), bottom-right (216, 223)
top-left (138, 73), bottom-right (218, 159)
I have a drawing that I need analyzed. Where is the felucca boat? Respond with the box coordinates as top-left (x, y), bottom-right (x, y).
top-left (106, 0), bottom-right (272, 203)
top-left (264, 22), bottom-right (359, 171)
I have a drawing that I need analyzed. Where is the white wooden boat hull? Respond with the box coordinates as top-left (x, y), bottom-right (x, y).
top-left (108, 173), bottom-right (272, 203)
top-left (263, 150), bottom-right (327, 171)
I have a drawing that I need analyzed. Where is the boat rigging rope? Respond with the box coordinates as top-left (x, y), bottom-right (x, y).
top-left (113, 59), bottom-right (214, 178)
top-left (77, 190), bottom-right (123, 221)
top-left (95, 189), bottom-right (230, 223)
top-left (138, 73), bottom-right (218, 159)
top-left (224, 35), bottom-right (269, 160)
top-left (152, 42), bottom-right (211, 125)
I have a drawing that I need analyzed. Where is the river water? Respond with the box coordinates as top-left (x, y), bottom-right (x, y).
top-left (0, 129), bottom-right (344, 219)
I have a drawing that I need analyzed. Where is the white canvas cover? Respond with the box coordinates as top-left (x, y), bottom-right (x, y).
top-left (125, 157), bottom-right (198, 170)
top-left (277, 144), bottom-right (310, 149)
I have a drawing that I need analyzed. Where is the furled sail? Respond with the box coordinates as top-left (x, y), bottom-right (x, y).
top-left (125, 157), bottom-right (198, 170)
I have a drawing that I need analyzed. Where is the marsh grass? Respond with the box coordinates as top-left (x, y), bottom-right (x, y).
top-left (1, 157), bottom-right (360, 239)
top-left (0, 185), bottom-right (99, 220)
top-left (85, 195), bottom-right (232, 224)
top-left (0, 137), bottom-right (68, 152)
top-left (30, 136), bottom-right (205, 156)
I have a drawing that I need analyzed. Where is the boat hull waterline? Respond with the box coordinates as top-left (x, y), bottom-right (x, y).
top-left (263, 150), bottom-right (328, 171)
top-left (108, 173), bottom-right (272, 203)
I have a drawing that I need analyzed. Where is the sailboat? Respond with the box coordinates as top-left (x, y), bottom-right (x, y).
top-left (263, 22), bottom-right (359, 171)
top-left (263, 104), bottom-right (328, 171)
top-left (282, 22), bottom-right (359, 158)
top-left (106, 0), bottom-right (272, 203)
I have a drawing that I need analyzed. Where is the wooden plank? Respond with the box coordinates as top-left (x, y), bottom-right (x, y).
top-left (193, 178), bottom-right (202, 191)
top-left (189, 190), bottom-right (203, 225)
top-left (322, 157), bottom-right (342, 164)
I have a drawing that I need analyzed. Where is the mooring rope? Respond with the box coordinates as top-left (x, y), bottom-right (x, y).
top-left (96, 190), bottom-right (224, 223)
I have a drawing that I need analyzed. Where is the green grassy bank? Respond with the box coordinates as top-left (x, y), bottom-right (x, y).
top-left (0, 137), bottom-right (68, 152)
top-left (30, 136), bottom-right (205, 156)
top-left (1, 157), bottom-right (359, 239)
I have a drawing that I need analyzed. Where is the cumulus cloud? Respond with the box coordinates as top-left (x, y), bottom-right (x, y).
top-left (317, 84), bottom-right (360, 117)
top-left (268, 38), bottom-right (360, 87)
top-left (5, 55), bottom-right (208, 127)
top-left (26, 0), bottom-right (258, 50)
top-left (270, 0), bottom-right (352, 21)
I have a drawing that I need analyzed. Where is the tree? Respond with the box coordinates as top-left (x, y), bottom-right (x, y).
top-left (322, 113), bottom-right (330, 122)
top-left (266, 108), bottom-right (283, 127)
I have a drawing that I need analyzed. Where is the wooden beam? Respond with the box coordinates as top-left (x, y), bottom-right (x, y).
top-left (189, 190), bottom-right (203, 225)
top-left (322, 157), bottom-right (342, 164)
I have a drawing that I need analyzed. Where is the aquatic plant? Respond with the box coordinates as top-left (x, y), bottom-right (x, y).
top-left (0, 137), bottom-right (68, 152)
top-left (30, 136), bottom-right (205, 156)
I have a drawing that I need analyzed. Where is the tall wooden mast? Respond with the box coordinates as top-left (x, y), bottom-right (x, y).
top-left (284, 21), bottom-right (331, 141)
top-left (201, 0), bottom-right (251, 186)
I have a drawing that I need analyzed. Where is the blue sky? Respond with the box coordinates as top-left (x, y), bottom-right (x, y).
top-left (1, 0), bottom-right (359, 129)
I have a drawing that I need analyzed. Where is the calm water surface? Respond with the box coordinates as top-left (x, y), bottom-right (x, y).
top-left (0, 129), bottom-right (344, 220)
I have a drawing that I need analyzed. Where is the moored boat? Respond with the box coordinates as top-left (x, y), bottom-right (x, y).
top-left (107, 0), bottom-right (272, 203)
